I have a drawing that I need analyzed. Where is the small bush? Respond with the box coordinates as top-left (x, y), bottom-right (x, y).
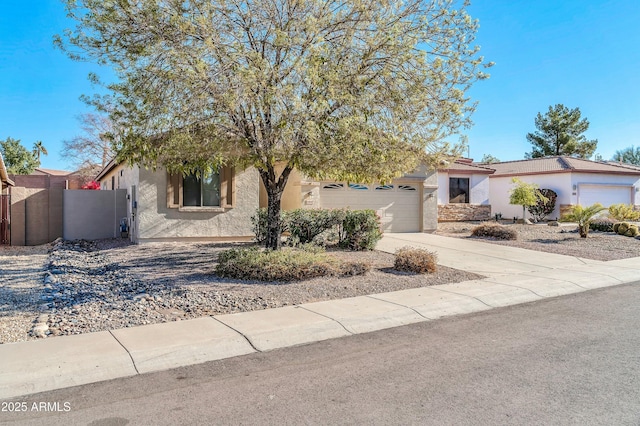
top-left (608, 204), bottom-right (640, 221)
top-left (471, 223), bottom-right (518, 240)
top-left (215, 246), bottom-right (370, 281)
top-left (589, 217), bottom-right (617, 232)
top-left (338, 210), bottom-right (383, 251)
top-left (394, 247), bottom-right (437, 274)
top-left (251, 208), bottom-right (285, 244)
top-left (286, 208), bottom-right (345, 246)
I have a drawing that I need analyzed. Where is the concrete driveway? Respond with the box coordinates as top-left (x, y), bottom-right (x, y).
top-left (377, 233), bottom-right (602, 277)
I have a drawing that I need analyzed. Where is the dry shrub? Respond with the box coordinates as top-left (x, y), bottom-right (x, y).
top-left (215, 246), bottom-right (370, 282)
top-left (589, 217), bottom-right (617, 232)
top-left (394, 247), bottom-right (437, 274)
top-left (471, 222), bottom-right (518, 240)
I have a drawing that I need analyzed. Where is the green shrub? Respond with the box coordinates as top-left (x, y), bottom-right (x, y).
top-left (286, 208), bottom-right (345, 246)
top-left (215, 246), bottom-right (370, 281)
top-left (471, 222), bottom-right (518, 240)
top-left (394, 247), bottom-right (437, 274)
top-left (589, 217), bottom-right (617, 232)
top-left (251, 208), bottom-right (287, 244)
top-left (608, 204), bottom-right (640, 221)
top-left (338, 210), bottom-right (383, 250)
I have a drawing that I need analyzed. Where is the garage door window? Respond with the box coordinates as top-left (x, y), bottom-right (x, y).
top-left (449, 178), bottom-right (469, 203)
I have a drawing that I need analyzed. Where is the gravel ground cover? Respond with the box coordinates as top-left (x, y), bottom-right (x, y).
top-left (436, 221), bottom-right (640, 261)
top-left (0, 239), bottom-right (481, 343)
top-left (5, 221), bottom-right (638, 344)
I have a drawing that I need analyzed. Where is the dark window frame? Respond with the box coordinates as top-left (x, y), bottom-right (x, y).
top-left (449, 177), bottom-right (470, 204)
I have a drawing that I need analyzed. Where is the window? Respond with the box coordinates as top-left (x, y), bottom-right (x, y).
top-left (375, 184), bottom-right (394, 191)
top-left (449, 177), bottom-right (469, 203)
top-left (167, 167), bottom-right (235, 210)
top-left (183, 170), bottom-right (220, 207)
top-left (398, 185), bottom-right (417, 191)
top-left (322, 183), bottom-right (344, 190)
top-left (348, 183), bottom-right (368, 190)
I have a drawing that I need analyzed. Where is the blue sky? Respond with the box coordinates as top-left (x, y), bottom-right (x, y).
top-left (1, 0), bottom-right (639, 171)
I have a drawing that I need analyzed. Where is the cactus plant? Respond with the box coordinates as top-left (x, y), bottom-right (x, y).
top-left (614, 222), bottom-right (639, 238)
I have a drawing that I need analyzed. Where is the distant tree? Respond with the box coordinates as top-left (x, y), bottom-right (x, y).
top-left (0, 137), bottom-right (39, 174)
top-left (57, 0), bottom-right (491, 250)
top-left (61, 113), bottom-right (114, 176)
top-left (480, 154), bottom-right (500, 164)
top-left (612, 146), bottom-right (640, 165)
top-left (525, 104), bottom-right (597, 159)
top-left (509, 178), bottom-right (547, 221)
top-left (32, 141), bottom-right (48, 162)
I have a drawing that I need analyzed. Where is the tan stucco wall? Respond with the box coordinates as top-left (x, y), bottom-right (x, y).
top-left (135, 166), bottom-right (259, 242)
top-left (8, 175), bottom-right (70, 245)
top-left (258, 166), bottom-right (302, 211)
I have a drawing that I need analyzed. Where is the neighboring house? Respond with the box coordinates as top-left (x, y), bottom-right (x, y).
top-left (0, 153), bottom-right (14, 245)
top-left (488, 156), bottom-right (640, 220)
top-left (96, 161), bottom-right (439, 243)
top-left (437, 158), bottom-right (495, 221)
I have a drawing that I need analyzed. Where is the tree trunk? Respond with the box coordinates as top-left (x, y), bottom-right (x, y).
top-left (259, 164), bottom-right (293, 250)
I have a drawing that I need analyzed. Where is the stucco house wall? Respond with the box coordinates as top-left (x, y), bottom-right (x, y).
top-left (437, 173), bottom-right (490, 205)
top-left (135, 166), bottom-right (259, 243)
top-left (489, 173), bottom-right (572, 220)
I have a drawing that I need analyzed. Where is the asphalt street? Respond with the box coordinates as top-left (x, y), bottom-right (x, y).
top-left (2, 282), bottom-right (640, 425)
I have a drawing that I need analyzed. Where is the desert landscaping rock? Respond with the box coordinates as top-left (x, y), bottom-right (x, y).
top-left (436, 221), bottom-right (640, 261)
top-left (3, 224), bottom-right (636, 344)
top-left (1, 238), bottom-right (481, 343)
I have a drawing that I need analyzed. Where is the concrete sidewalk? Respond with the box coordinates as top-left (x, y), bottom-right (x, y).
top-left (2, 233), bottom-right (640, 400)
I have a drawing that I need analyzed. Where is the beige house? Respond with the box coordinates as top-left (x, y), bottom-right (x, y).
top-left (437, 158), bottom-right (494, 222)
top-left (96, 161), bottom-right (438, 243)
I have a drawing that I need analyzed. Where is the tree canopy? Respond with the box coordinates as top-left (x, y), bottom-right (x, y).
top-left (525, 104), bottom-right (597, 159)
top-left (612, 146), bottom-right (640, 165)
top-left (61, 113), bottom-right (115, 178)
top-left (509, 177), bottom-right (547, 221)
top-left (57, 0), bottom-right (491, 248)
top-left (480, 153), bottom-right (500, 164)
top-left (0, 137), bottom-right (40, 175)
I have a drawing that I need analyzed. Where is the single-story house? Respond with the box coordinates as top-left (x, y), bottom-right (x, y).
top-left (436, 158), bottom-right (495, 221)
top-left (96, 161), bottom-right (439, 243)
top-left (1, 153), bottom-right (14, 245)
top-left (487, 156), bottom-right (640, 220)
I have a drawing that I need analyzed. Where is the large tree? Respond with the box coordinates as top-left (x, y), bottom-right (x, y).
top-left (0, 137), bottom-right (39, 175)
top-left (61, 113), bottom-right (115, 178)
top-left (525, 104), bottom-right (597, 159)
top-left (612, 146), bottom-right (640, 165)
top-left (57, 0), bottom-right (491, 249)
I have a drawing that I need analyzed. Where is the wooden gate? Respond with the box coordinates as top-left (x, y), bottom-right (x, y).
top-left (1, 194), bottom-right (9, 245)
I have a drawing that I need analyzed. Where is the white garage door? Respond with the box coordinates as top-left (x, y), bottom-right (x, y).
top-left (319, 182), bottom-right (421, 232)
top-left (578, 184), bottom-right (632, 207)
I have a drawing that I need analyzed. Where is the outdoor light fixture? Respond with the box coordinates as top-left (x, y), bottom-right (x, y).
top-left (572, 184), bottom-right (577, 190)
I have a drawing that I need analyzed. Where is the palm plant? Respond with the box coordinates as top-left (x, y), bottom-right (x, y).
top-left (560, 203), bottom-right (608, 238)
top-left (32, 141), bottom-right (48, 163)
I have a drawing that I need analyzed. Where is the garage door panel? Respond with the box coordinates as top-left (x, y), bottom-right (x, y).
top-left (578, 185), bottom-right (631, 207)
top-left (319, 186), bottom-right (420, 232)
